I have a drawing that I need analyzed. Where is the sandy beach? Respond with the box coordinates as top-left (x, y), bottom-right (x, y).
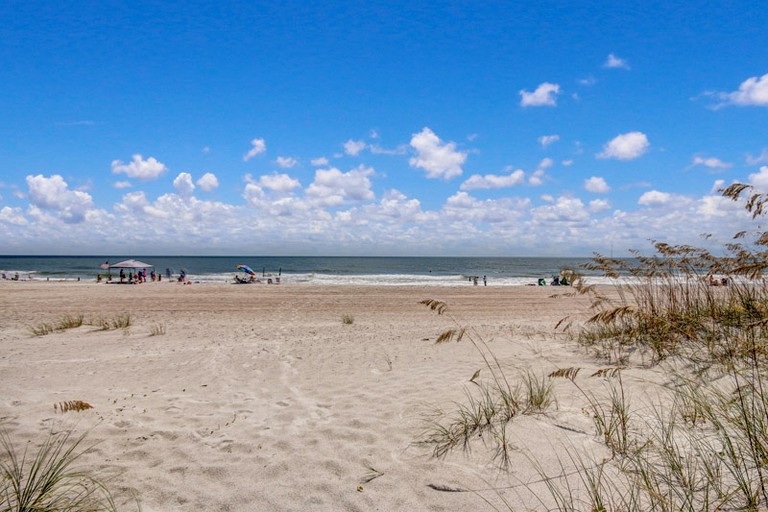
top-left (0, 279), bottom-right (653, 511)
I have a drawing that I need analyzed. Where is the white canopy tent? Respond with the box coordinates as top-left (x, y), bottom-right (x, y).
top-left (107, 259), bottom-right (154, 269)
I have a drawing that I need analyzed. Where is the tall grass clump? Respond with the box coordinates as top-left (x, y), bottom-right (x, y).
top-left (572, 185), bottom-right (768, 366)
top-left (148, 323), bottom-right (166, 336)
top-left (550, 367), bottom-right (633, 459)
top-left (29, 314), bottom-right (85, 337)
top-left (90, 314), bottom-right (132, 331)
top-left (418, 299), bottom-right (556, 468)
top-left (0, 427), bottom-right (133, 511)
top-left (529, 183), bottom-right (768, 510)
top-left (536, 365), bottom-right (768, 511)
top-left (418, 184), bottom-right (768, 510)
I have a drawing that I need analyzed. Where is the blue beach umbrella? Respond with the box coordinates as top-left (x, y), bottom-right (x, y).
top-left (236, 264), bottom-right (256, 276)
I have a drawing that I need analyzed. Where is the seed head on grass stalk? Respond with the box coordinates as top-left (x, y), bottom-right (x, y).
top-left (550, 367), bottom-right (633, 459)
top-left (420, 298), bottom-right (513, 397)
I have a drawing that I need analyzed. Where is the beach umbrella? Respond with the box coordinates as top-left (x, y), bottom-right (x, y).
top-left (108, 259), bottom-right (154, 269)
top-left (236, 264), bottom-right (256, 276)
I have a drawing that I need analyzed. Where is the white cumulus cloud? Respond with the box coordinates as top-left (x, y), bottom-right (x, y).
top-left (638, 190), bottom-right (673, 206)
top-left (242, 183), bottom-right (265, 206)
top-left (461, 169), bottom-right (525, 190)
top-left (538, 135), bottom-right (560, 148)
top-left (259, 173), bottom-right (302, 193)
top-left (409, 127), bottom-right (467, 180)
top-left (276, 156), bottom-right (298, 169)
top-left (749, 166), bottom-right (768, 192)
top-left (173, 173), bottom-right (195, 197)
top-left (528, 169), bottom-right (546, 186)
top-left (244, 138), bottom-right (266, 161)
top-left (242, 173), bottom-right (302, 207)
top-left (520, 82), bottom-right (561, 107)
top-left (715, 73), bottom-right (768, 107)
top-left (26, 174), bottom-right (94, 223)
top-left (585, 176), bottom-right (611, 193)
top-left (196, 173), bottom-right (219, 192)
top-left (589, 199), bottom-right (611, 213)
top-left (111, 154), bottom-right (168, 180)
top-left (597, 132), bottom-right (650, 160)
top-left (698, 195), bottom-right (739, 217)
top-left (306, 165), bottom-right (375, 207)
top-left (115, 191), bottom-right (150, 214)
top-left (690, 156), bottom-right (732, 170)
top-left (531, 196), bottom-right (590, 224)
top-left (0, 206), bottom-right (28, 225)
top-left (344, 139), bottom-right (366, 156)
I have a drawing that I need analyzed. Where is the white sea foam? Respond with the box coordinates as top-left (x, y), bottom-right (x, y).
top-left (185, 272), bottom-right (622, 287)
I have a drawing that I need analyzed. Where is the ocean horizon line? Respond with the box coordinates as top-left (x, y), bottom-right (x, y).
top-left (0, 254), bottom-right (597, 259)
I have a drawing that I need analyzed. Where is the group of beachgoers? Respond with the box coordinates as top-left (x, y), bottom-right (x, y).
top-left (466, 272), bottom-right (574, 287)
top-left (536, 275), bottom-right (571, 286)
top-left (708, 275), bottom-right (730, 286)
top-left (468, 275), bottom-right (488, 286)
top-left (96, 268), bottom-right (188, 284)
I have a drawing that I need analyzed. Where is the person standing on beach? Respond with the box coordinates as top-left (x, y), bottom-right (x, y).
top-left (483, 275), bottom-right (487, 286)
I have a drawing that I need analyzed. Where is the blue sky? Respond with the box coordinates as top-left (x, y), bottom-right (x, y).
top-left (1, 1), bottom-right (767, 256)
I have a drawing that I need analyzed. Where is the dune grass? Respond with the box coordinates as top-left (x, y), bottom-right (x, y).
top-left (0, 427), bottom-right (133, 512)
top-left (90, 314), bottom-right (132, 331)
top-left (529, 183), bottom-right (768, 510)
top-left (28, 313), bottom-right (137, 337)
top-left (422, 183), bottom-right (768, 509)
top-left (148, 322), bottom-right (166, 336)
top-left (418, 299), bottom-right (557, 469)
top-left (29, 314), bottom-right (85, 336)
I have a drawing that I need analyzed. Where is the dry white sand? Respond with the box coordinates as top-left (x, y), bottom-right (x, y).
top-left (0, 280), bottom-right (662, 510)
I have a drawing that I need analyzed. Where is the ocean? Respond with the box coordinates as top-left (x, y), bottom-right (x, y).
top-left (0, 255), bottom-right (607, 286)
